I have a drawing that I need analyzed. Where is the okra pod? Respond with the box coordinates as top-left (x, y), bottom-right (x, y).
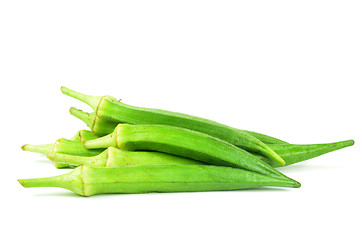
top-left (18, 165), bottom-right (301, 196)
top-left (48, 147), bottom-right (203, 167)
top-left (61, 87), bottom-right (286, 166)
top-left (83, 124), bottom-right (297, 182)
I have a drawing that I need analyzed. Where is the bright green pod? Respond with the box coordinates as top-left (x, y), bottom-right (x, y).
top-left (256, 140), bottom-right (355, 167)
top-left (18, 165), bottom-right (301, 196)
top-left (61, 87), bottom-right (286, 166)
top-left (48, 147), bottom-right (203, 167)
top-left (84, 124), bottom-right (297, 182)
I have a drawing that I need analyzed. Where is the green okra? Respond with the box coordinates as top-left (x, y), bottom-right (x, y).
top-left (22, 130), bottom-right (103, 168)
top-left (18, 165), bottom-right (301, 196)
top-left (83, 124), bottom-right (297, 182)
top-left (48, 147), bottom-right (203, 167)
top-left (61, 87), bottom-right (287, 166)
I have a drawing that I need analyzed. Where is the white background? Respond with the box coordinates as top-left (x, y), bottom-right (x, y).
top-left (0, 1), bottom-right (361, 239)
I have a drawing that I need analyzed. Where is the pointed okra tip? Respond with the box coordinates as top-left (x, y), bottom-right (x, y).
top-left (293, 180), bottom-right (301, 188)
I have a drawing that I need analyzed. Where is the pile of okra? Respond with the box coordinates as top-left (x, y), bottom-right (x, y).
top-left (18, 87), bottom-right (355, 196)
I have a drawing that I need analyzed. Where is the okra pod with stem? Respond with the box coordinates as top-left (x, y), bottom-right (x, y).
top-left (22, 130), bottom-right (103, 168)
top-left (83, 124), bottom-right (298, 182)
top-left (50, 140), bottom-right (355, 169)
top-left (61, 87), bottom-right (286, 166)
top-left (18, 165), bottom-right (301, 196)
top-left (48, 147), bottom-right (203, 167)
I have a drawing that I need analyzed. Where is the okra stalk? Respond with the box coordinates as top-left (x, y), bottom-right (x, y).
top-left (83, 124), bottom-right (297, 182)
top-left (61, 87), bottom-right (286, 166)
top-left (18, 165), bottom-right (301, 196)
top-left (48, 147), bottom-right (204, 167)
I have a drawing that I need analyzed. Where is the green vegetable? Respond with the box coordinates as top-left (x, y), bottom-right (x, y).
top-left (61, 87), bottom-right (286, 166)
top-left (83, 123), bottom-right (297, 182)
top-left (48, 147), bottom-right (203, 167)
top-left (18, 165), bottom-right (301, 196)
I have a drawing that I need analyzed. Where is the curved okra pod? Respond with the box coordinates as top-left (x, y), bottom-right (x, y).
top-left (18, 165), bottom-right (301, 196)
top-left (83, 124), bottom-right (298, 182)
top-left (61, 87), bottom-right (286, 166)
top-left (48, 147), bottom-right (203, 167)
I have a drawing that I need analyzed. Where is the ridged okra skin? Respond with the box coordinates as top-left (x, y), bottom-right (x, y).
top-left (84, 124), bottom-right (297, 182)
top-left (61, 87), bottom-right (286, 166)
top-left (48, 147), bottom-right (203, 167)
top-left (18, 165), bottom-right (301, 196)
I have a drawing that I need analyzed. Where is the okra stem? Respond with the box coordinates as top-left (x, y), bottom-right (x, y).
top-left (61, 86), bottom-right (102, 111)
top-left (69, 107), bottom-right (94, 129)
top-left (21, 144), bottom-right (53, 155)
